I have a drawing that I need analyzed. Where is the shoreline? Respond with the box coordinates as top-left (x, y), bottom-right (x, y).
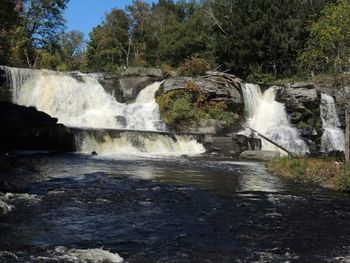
top-left (266, 157), bottom-right (350, 191)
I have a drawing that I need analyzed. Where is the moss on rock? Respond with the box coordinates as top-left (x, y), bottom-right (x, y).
top-left (156, 81), bottom-right (238, 131)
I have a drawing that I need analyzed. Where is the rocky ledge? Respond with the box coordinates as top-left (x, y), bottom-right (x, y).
top-left (0, 102), bottom-right (75, 153)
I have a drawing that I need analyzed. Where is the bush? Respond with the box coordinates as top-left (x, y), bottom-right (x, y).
top-left (266, 157), bottom-right (350, 190)
top-left (178, 56), bottom-right (216, 77)
top-left (156, 82), bottom-right (238, 131)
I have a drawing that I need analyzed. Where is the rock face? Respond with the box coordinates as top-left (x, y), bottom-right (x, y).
top-left (203, 134), bottom-right (261, 157)
top-left (0, 68), bottom-right (11, 102)
top-left (157, 74), bottom-right (244, 134)
top-left (0, 102), bottom-right (75, 153)
top-left (239, 150), bottom-right (280, 161)
top-left (275, 84), bottom-right (322, 151)
top-left (161, 77), bottom-right (242, 104)
top-left (98, 67), bottom-right (164, 103)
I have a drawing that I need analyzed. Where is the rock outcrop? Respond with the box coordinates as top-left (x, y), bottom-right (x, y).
top-left (203, 134), bottom-right (262, 157)
top-left (156, 72), bottom-right (244, 134)
top-left (0, 102), bottom-right (75, 153)
top-left (239, 150), bottom-right (280, 161)
top-left (101, 67), bottom-right (164, 102)
top-left (0, 67), bottom-right (12, 102)
top-left (275, 83), bottom-right (322, 151)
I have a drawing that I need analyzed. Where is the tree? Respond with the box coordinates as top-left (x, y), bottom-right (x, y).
top-left (0, 0), bottom-right (20, 64)
top-left (157, 3), bottom-right (212, 66)
top-left (55, 30), bottom-right (85, 70)
top-left (299, 0), bottom-right (350, 76)
top-left (85, 9), bottom-right (131, 71)
top-left (204, 0), bottom-right (333, 79)
top-left (9, 0), bottom-right (69, 67)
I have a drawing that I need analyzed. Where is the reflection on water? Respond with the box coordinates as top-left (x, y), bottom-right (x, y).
top-left (0, 153), bottom-right (350, 262)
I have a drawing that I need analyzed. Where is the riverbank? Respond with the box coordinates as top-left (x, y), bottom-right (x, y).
top-left (266, 157), bottom-right (350, 191)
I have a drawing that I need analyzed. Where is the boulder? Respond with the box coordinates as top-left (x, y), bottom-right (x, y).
top-left (96, 74), bottom-right (125, 103)
top-left (161, 77), bottom-right (242, 102)
top-left (239, 150), bottom-right (280, 161)
top-left (118, 76), bottom-right (160, 102)
top-left (0, 102), bottom-right (75, 153)
top-left (275, 85), bottom-right (322, 151)
top-left (203, 134), bottom-right (261, 157)
top-left (275, 86), bottom-right (319, 112)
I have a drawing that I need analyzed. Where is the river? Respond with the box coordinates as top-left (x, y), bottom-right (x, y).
top-left (0, 153), bottom-right (350, 262)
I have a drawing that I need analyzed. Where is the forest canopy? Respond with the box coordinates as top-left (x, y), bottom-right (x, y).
top-left (1, 0), bottom-right (349, 82)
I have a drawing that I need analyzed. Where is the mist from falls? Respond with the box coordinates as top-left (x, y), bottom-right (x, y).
top-left (320, 93), bottom-right (345, 152)
top-left (2, 66), bottom-right (204, 156)
top-left (241, 83), bottom-right (309, 155)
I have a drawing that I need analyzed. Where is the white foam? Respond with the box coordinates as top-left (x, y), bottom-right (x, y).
top-left (78, 133), bottom-right (205, 157)
top-left (241, 83), bottom-right (309, 155)
top-left (320, 93), bottom-right (345, 152)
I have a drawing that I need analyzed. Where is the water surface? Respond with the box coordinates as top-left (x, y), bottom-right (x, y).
top-left (0, 153), bottom-right (350, 262)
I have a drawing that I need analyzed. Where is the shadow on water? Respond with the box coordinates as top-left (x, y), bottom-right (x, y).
top-left (0, 153), bottom-right (350, 262)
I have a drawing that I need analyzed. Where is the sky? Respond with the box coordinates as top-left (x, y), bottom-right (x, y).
top-left (64, 0), bottom-right (154, 38)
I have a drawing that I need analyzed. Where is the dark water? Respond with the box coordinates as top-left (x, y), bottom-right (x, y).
top-left (0, 153), bottom-right (350, 262)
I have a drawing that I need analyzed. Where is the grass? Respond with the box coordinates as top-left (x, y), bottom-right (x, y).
top-left (266, 157), bottom-right (350, 191)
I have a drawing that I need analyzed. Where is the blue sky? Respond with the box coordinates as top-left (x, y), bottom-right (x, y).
top-left (64, 0), bottom-right (154, 38)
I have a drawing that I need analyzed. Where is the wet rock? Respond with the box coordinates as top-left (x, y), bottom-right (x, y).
top-left (119, 76), bottom-right (160, 102)
top-left (203, 134), bottom-right (261, 157)
top-left (239, 150), bottom-right (280, 161)
top-left (0, 67), bottom-right (11, 102)
top-left (115, 115), bottom-right (127, 127)
top-left (275, 85), bottom-right (322, 151)
top-left (91, 151), bottom-right (98, 156)
top-left (191, 119), bottom-right (237, 135)
top-left (0, 102), bottom-right (75, 153)
top-left (275, 86), bottom-right (319, 112)
top-left (97, 73), bottom-right (125, 102)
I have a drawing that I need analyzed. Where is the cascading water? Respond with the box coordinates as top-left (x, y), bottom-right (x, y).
top-left (75, 131), bottom-right (205, 157)
top-left (2, 66), bottom-right (164, 130)
top-left (2, 66), bottom-right (205, 156)
top-left (320, 93), bottom-right (345, 152)
top-left (241, 83), bottom-right (309, 155)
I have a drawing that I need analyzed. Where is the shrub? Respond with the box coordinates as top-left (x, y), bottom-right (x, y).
top-left (156, 82), bottom-right (238, 131)
top-left (178, 56), bottom-right (216, 77)
top-left (267, 157), bottom-right (350, 190)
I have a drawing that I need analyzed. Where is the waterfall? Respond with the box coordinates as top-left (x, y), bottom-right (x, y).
top-left (320, 93), bottom-right (345, 152)
top-left (1, 66), bottom-right (164, 130)
top-left (75, 130), bottom-right (205, 157)
top-left (2, 66), bottom-right (205, 156)
top-left (241, 83), bottom-right (309, 155)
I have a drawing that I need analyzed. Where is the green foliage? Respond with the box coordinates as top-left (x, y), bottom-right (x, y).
top-left (299, 0), bottom-right (350, 78)
top-left (0, 0), bottom-right (19, 64)
top-left (207, 0), bottom-right (333, 78)
top-left (336, 165), bottom-right (350, 191)
top-left (246, 72), bottom-right (278, 86)
top-left (85, 9), bottom-right (131, 71)
top-left (55, 30), bottom-right (85, 71)
top-left (156, 89), bottom-right (200, 129)
top-left (156, 82), bottom-right (237, 130)
top-left (1, 0), bottom-right (345, 80)
top-left (178, 56), bottom-right (216, 77)
top-left (267, 157), bottom-right (350, 190)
